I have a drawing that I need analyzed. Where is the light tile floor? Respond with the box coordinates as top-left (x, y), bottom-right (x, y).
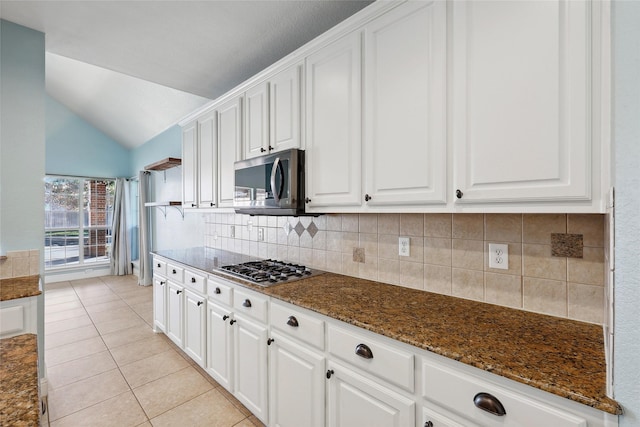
top-left (44, 275), bottom-right (264, 427)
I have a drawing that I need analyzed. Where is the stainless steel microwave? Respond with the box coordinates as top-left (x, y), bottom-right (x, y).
top-left (233, 148), bottom-right (307, 216)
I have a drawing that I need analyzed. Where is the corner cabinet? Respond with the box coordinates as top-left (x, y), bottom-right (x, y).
top-left (181, 122), bottom-right (198, 209)
top-left (451, 0), bottom-right (596, 205)
top-left (305, 31), bottom-right (362, 208)
top-left (198, 110), bottom-right (218, 208)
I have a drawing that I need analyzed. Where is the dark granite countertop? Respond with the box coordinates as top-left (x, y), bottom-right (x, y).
top-left (0, 275), bottom-right (41, 302)
top-left (153, 247), bottom-right (622, 415)
top-left (0, 334), bottom-right (40, 425)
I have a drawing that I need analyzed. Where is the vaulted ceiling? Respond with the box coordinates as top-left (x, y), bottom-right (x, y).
top-left (0, 1), bottom-right (373, 149)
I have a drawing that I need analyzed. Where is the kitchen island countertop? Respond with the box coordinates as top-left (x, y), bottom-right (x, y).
top-left (153, 247), bottom-right (622, 415)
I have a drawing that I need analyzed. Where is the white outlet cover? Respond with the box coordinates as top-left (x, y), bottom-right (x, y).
top-left (399, 237), bottom-right (410, 257)
top-left (489, 243), bottom-right (509, 269)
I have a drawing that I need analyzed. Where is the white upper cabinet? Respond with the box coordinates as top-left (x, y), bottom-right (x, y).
top-left (244, 82), bottom-right (270, 159)
top-left (452, 0), bottom-right (592, 205)
top-left (198, 111), bottom-right (218, 208)
top-left (181, 122), bottom-right (197, 209)
top-left (363, 0), bottom-right (447, 206)
top-left (244, 64), bottom-right (302, 160)
top-left (218, 96), bottom-right (243, 207)
top-left (270, 64), bottom-right (302, 153)
top-left (305, 31), bottom-right (362, 208)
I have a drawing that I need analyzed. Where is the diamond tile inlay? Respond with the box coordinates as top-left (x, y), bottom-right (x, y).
top-left (307, 222), bottom-right (318, 238)
top-left (294, 221), bottom-right (305, 237)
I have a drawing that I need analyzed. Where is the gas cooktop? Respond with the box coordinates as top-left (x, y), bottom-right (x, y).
top-left (217, 259), bottom-right (324, 286)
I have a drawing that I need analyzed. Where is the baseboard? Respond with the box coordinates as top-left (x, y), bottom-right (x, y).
top-left (44, 266), bottom-right (112, 283)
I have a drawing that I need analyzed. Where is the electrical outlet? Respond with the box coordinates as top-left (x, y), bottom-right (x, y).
top-left (258, 228), bottom-right (264, 242)
top-left (399, 237), bottom-right (410, 257)
top-left (230, 225), bottom-right (235, 239)
top-left (247, 220), bottom-right (253, 232)
top-left (489, 243), bottom-right (509, 269)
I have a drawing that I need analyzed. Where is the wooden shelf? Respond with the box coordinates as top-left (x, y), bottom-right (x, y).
top-left (0, 256), bottom-right (7, 261)
top-left (144, 157), bottom-right (181, 171)
top-left (144, 201), bottom-right (184, 219)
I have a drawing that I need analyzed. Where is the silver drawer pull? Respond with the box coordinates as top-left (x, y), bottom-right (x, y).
top-left (242, 299), bottom-right (252, 308)
top-left (355, 343), bottom-right (373, 359)
top-left (286, 316), bottom-right (299, 327)
top-left (473, 392), bottom-right (506, 416)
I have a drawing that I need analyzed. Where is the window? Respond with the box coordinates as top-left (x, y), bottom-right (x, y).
top-left (44, 176), bottom-right (115, 269)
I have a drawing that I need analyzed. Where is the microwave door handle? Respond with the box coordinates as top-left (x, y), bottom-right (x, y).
top-left (270, 157), bottom-right (284, 203)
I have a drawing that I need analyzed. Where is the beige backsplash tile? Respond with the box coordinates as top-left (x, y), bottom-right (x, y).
top-left (378, 258), bottom-right (399, 285)
top-left (452, 268), bottom-right (484, 301)
top-left (378, 234), bottom-right (399, 260)
top-left (423, 213), bottom-right (452, 238)
top-left (523, 243), bottom-right (567, 281)
top-left (342, 214), bottom-right (359, 232)
top-left (567, 214), bottom-right (605, 247)
top-left (206, 213), bottom-right (606, 324)
top-left (359, 214), bottom-right (378, 234)
top-left (424, 264), bottom-right (452, 295)
top-left (568, 282), bottom-right (604, 324)
top-left (485, 272), bottom-right (522, 309)
top-left (399, 261), bottom-right (424, 290)
top-left (452, 214), bottom-right (484, 240)
top-left (523, 277), bottom-right (567, 317)
top-left (567, 247), bottom-right (605, 286)
top-left (452, 239), bottom-right (484, 271)
top-left (424, 237), bottom-right (452, 266)
top-left (523, 214), bottom-right (567, 244)
top-left (485, 214), bottom-right (522, 243)
top-left (378, 213), bottom-right (400, 235)
top-left (400, 213), bottom-right (424, 237)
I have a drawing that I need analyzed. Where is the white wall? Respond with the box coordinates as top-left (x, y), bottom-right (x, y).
top-left (613, 1), bottom-right (640, 425)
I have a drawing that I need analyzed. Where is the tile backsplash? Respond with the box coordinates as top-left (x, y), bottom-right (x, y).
top-left (204, 213), bottom-right (605, 324)
top-left (0, 250), bottom-right (40, 279)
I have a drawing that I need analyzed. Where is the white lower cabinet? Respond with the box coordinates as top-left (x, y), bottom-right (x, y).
top-left (206, 300), bottom-right (233, 390)
top-left (422, 406), bottom-right (473, 427)
top-left (234, 312), bottom-right (269, 423)
top-left (184, 289), bottom-right (206, 367)
top-left (269, 331), bottom-right (325, 427)
top-left (166, 281), bottom-right (184, 348)
top-left (327, 360), bottom-right (415, 427)
top-left (152, 277), bottom-right (166, 333)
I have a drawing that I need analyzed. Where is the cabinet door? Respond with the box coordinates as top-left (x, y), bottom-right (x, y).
top-left (269, 332), bottom-right (325, 427)
top-left (182, 122), bottom-right (198, 208)
top-left (198, 111), bottom-right (218, 208)
top-left (364, 1), bottom-right (447, 206)
top-left (166, 281), bottom-right (184, 348)
top-left (270, 64), bottom-right (302, 153)
top-left (234, 313), bottom-right (269, 424)
top-left (244, 82), bottom-right (270, 159)
top-left (218, 96), bottom-right (242, 207)
top-left (452, 0), bottom-right (591, 204)
top-left (184, 290), bottom-right (206, 367)
top-left (305, 31), bottom-right (362, 208)
top-left (206, 301), bottom-right (233, 390)
top-left (152, 277), bottom-right (166, 333)
top-left (327, 361), bottom-right (415, 427)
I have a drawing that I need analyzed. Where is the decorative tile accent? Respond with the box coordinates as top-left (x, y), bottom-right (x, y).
top-left (353, 247), bottom-right (365, 263)
top-left (307, 222), bottom-right (318, 238)
top-left (294, 221), bottom-right (305, 237)
top-left (551, 233), bottom-right (583, 258)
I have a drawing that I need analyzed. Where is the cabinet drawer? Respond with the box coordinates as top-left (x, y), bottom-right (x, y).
top-left (153, 258), bottom-right (167, 276)
top-left (270, 300), bottom-right (325, 350)
top-left (327, 325), bottom-right (414, 392)
top-left (184, 269), bottom-right (206, 294)
top-left (167, 263), bottom-right (184, 283)
top-left (207, 276), bottom-right (233, 306)
top-left (233, 287), bottom-right (268, 323)
top-left (422, 359), bottom-right (587, 427)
